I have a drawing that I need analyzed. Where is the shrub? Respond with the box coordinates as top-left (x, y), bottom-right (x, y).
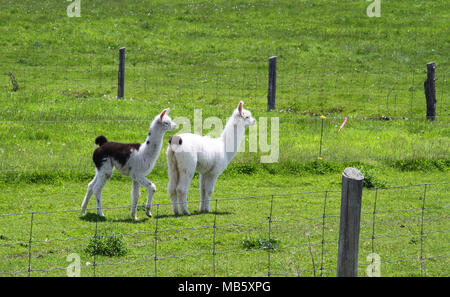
top-left (227, 163), bottom-right (259, 175)
top-left (391, 158), bottom-right (449, 172)
top-left (85, 233), bottom-right (127, 257)
top-left (359, 166), bottom-right (386, 189)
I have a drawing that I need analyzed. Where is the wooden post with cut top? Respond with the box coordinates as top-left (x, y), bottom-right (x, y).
top-left (337, 167), bottom-right (364, 277)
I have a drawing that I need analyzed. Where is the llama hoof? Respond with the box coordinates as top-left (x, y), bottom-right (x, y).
top-left (146, 212), bottom-right (152, 218)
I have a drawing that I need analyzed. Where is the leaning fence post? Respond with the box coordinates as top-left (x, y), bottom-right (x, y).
top-left (118, 47), bottom-right (126, 99)
top-left (8, 71), bottom-right (19, 91)
top-left (267, 56), bottom-right (277, 111)
top-left (424, 62), bottom-right (436, 121)
top-left (337, 167), bottom-right (364, 277)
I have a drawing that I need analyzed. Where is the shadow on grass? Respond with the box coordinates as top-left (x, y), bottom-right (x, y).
top-left (110, 217), bottom-right (149, 224)
top-left (79, 213), bottom-right (148, 224)
top-left (153, 210), bottom-right (232, 219)
top-left (79, 213), bottom-right (107, 222)
top-left (79, 209), bottom-right (232, 222)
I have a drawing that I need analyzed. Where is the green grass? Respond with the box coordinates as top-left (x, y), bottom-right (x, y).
top-left (0, 0), bottom-right (448, 277)
top-left (0, 173), bottom-right (448, 276)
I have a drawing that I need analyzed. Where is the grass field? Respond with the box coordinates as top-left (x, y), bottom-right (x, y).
top-left (0, 0), bottom-right (448, 277)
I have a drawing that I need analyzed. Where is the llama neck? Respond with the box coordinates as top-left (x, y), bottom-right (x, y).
top-left (143, 123), bottom-right (165, 156)
top-left (221, 117), bottom-right (245, 164)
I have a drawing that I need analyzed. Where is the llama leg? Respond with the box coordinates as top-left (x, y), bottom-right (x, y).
top-left (92, 174), bottom-right (111, 217)
top-left (135, 176), bottom-right (156, 217)
top-left (81, 174), bottom-right (97, 214)
top-left (130, 180), bottom-right (140, 220)
top-left (167, 149), bottom-right (180, 216)
top-left (176, 171), bottom-right (194, 216)
top-left (92, 164), bottom-right (113, 217)
top-left (168, 177), bottom-right (179, 216)
top-left (201, 174), bottom-right (218, 213)
top-left (199, 174), bottom-right (206, 212)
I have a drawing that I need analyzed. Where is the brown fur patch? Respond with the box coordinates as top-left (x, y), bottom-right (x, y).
top-left (169, 135), bottom-right (182, 145)
top-left (93, 142), bottom-right (141, 169)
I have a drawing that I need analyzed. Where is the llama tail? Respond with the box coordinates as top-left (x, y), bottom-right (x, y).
top-left (95, 135), bottom-right (108, 146)
top-left (166, 140), bottom-right (180, 193)
top-left (167, 143), bottom-right (179, 175)
top-left (168, 135), bottom-right (183, 151)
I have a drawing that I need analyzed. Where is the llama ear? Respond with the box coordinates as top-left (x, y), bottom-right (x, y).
top-left (237, 101), bottom-right (244, 116)
top-left (160, 108), bottom-right (169, 119)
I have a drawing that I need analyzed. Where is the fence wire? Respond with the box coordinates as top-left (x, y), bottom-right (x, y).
top-left (1, 48), bottom-right (449, 120)
top-left (0, 183), bottom-right (448, 277)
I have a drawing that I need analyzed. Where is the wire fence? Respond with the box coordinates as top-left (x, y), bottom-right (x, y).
top-left (0, 46), bottom-right (448, 173)
top-left (0, 182), bottom-right (448, 277)
top-left (1, 48), bottom-right (449, 121)
top-left (0, 0), bottom-right (448, 279)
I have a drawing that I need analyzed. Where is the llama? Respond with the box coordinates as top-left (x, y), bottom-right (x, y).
top-left (81, 108), bottom-right (177, 220)
top-left (166, 101), bottom-right (256, 215)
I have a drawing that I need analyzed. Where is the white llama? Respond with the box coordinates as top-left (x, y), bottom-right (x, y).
top-left (166, 101), bottom-right (256, 215)
top-left (81, 108), bottom-right (177, 220)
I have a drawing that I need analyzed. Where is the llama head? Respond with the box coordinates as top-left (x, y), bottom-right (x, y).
top-left (152, 108), bottom-right (177, 132)
top-left (233, 101), bottom-right (256, 128)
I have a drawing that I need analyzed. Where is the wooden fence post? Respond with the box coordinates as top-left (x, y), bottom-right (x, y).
top-left (8, 71), bottom-right (19, 91)
top-left (424, 62), bottom-right (436, 121)
top-left (118, 47), bottom-right (126, 99)
top-left (337, 167), bottom-right (364, 277)
top-left (267, 56), bottom-right (277, 111)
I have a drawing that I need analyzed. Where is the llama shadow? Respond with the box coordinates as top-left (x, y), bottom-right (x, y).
top-left (79, 213), bottom-right (148, 224)
top-left (79, 213), bottom-right (107, 222)
top-left (79, 210), bottom-right (231, 222)
top-left (153, 210), bottom-right (232, 220)
top-left (110, 217), bottom-right (149, 224)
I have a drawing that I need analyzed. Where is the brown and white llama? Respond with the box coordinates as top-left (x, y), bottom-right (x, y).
top-left (81, 109), bottom-right (177, 220)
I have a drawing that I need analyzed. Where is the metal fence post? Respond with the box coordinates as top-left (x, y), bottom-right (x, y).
top-left (118, 47), bottom-right (126, 99)
top-left (424, 62), bottom-right (436, 121)
top-left (267, 194), bottom-right (275, 277)
top-left (27, 212), bottom-right (34, 277)
top-left (154, 204), bottom-right (159, 277)
top-left (267, 56), bottom-right (277, 111)
top-left (337, 167), bottom-right (364, 277)
top-left (212, 199), bottom-right (218, 277)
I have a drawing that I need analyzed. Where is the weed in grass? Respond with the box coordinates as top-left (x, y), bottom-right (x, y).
top-left (241, 236), bottom-right (280, 251)
top-left (85, 233), bottom-right (128, 257)
top-left (409, 237), bottom-right (418, 245)
top-left (392, 158), bottom-right (449, 172)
